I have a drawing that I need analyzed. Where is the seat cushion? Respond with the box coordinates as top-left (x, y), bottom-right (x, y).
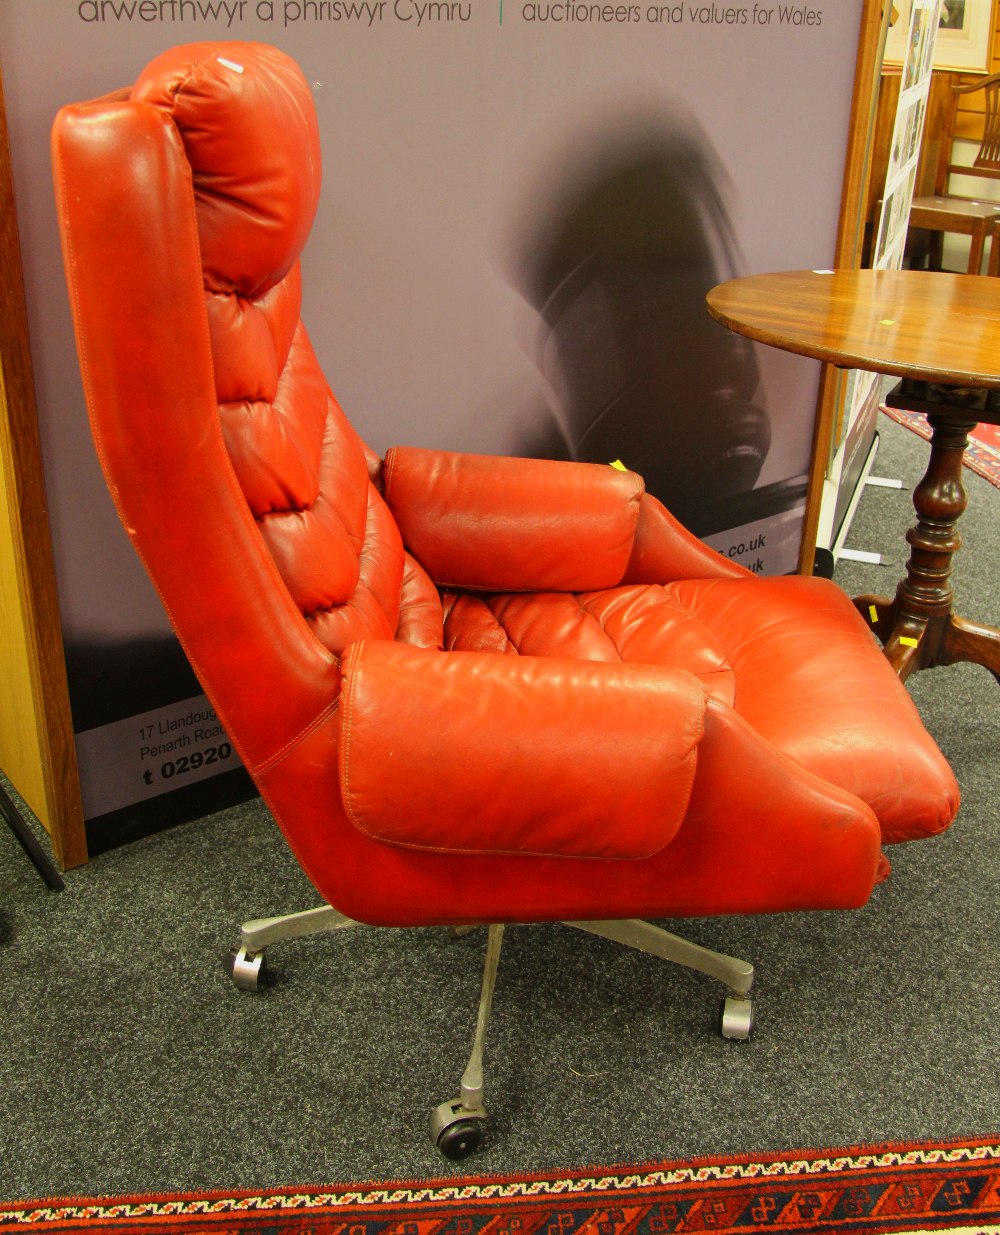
top-left (444, 586), bottom-right (738, 706)
top-left (443, 575), bottom-right (959, 844)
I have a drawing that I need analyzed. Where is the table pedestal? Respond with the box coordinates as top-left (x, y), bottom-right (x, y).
top-left (854, 403), bottom-right (1000, 684)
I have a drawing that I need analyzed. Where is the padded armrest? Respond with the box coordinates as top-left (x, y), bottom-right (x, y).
top-left (338, 640), bottom-right (705, 860)
top-left (381, 447), bottom-right (644, 592)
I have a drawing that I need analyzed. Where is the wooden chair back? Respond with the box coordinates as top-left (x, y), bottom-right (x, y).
top-left (937, 73), bottom-right (1000, 192)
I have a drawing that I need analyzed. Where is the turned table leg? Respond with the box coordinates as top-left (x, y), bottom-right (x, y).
top-left (854, 411), bottom-right (1000, 684)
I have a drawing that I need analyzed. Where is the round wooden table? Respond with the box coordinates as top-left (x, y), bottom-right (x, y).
top-left (706, 268), bottom-right (1000, 684)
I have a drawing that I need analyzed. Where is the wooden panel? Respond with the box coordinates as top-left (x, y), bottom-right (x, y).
top-left (0, 382), bottom-right (47, 818)
top-left (0, 67), bottom-right (87, 868)
top-left (799, 0), bottom-right (889, 572)
top-left (952, 1), bottom-right (1000, 139)
top-left (921, 71), bottom-right (963, 191)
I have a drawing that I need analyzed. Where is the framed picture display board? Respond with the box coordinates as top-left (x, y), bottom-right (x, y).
top-left (885, 0), bottom-right (995, 73)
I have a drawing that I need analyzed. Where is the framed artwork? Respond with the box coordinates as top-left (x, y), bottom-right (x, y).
top-left (885, 0), bottom-right (996, 72)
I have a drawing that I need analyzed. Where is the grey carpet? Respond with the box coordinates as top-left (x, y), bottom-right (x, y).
top-left (2, 414), bottom-right (998, 1200)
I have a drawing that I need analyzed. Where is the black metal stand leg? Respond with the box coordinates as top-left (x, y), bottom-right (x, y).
top-left (0, 775), bottom-right (64, 891)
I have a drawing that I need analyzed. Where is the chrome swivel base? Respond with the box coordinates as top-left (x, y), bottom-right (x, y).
top-left (430, 918), bottom-right (754, 1158)
top-left (229, 907), bottom-right (754, 1157)
top-left (720, 994), bottom-right (754, 1040)
top-left (230, 904), bottom-right (357, 990)
top-left (567, 919), bottom-right (754, 1041)
top-left (430, 923), bottom-right (503, 1159)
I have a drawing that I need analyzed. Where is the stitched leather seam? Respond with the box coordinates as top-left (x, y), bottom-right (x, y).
top-left (658, 583), bottom-right (737, 691)
top-left (338, 645), bottom-right (365, 836)
top-left (305, 600), bottom-right (350, 620)
top-left (442, 596), bottom-right (515, 655)
top-left (483, 597), bottom-right (518, 655)
top-left (255, 697), bottom-right (341, 776)
top-left (572, 590), bottom-right (624, 662)
top-left (258, 503), bottom-right (312, 517)
top-left (381, 448), bottom-right (398, 498)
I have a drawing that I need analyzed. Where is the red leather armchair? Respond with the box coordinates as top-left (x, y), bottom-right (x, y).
top-left (51, 42), bottom-right (959, 1157)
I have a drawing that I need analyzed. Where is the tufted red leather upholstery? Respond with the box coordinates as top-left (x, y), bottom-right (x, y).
top-left (52, 42), bottom-right (959, 934)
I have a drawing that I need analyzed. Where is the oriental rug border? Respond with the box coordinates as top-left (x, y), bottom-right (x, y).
top-left (3, 1135), bottom-right (1000, 1234)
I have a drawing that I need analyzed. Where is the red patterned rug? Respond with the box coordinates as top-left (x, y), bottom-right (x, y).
top-left (882, 404), bottom-right (1000, 489)
top-left (3, 1137), bottom-right (999, 1234)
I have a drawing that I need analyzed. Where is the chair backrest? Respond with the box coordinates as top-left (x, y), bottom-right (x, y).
top-left (936, 72), bottom-right (1000, 191)
top-left (52, 43), bottom-right (442, 778)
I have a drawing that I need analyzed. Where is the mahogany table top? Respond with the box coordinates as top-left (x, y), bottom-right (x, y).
top-left (706, 268), bottom-right (1000, 392)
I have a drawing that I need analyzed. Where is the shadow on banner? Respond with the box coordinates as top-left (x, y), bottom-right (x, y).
top-left (505, 102), bottom-right (806, 544)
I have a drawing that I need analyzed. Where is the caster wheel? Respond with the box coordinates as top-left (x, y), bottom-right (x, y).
top-left (230, 944), bottom-right (264, 992)
top-left (436, 1117), bottom-right (484, 1160)
top-left (720, 995), bottom-right (753, 1041)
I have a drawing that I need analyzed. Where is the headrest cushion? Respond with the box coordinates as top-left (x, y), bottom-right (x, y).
top-left (132, 42), bottom-right (321, 298)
